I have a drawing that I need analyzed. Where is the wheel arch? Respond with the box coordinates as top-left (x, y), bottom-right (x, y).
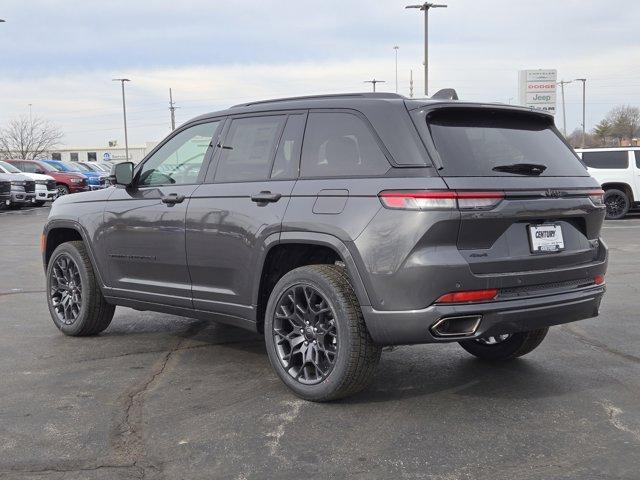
top-left (253, 232), bottom-right (371, 333)
top-left (43, 220), bottom-right (106, 287)
top-left (602, 182), bottom-right (634, 203)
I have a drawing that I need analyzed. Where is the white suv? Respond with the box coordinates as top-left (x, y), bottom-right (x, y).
top-left (575, 147), bottom-right (640, 219)
top-left (0, 160), bottom-right (58, 206)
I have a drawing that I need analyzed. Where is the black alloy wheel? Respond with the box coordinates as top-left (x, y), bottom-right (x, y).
top-left (273, 284), bottom-right (338, 385)
top-left (50, 253), bottom-right (83, 325)
top-left (603, 189), bottom-right (629, 220)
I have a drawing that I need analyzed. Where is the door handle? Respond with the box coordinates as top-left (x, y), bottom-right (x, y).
top-left (161, 193), bottom-right (185, 205)
top-left (251, 191), bottom-right (282, 204)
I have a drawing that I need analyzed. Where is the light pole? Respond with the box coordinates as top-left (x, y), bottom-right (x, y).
top-left (575, 78), bottom-right (587, 147)
top-left (557, 80), bottom-right (572, 136)
top-left (113, 78), bottom-right (131, 161)
top-left (405, 2), bottom-right (447, 97)
top-left (364, 79), bottom-right (386, 93)
top-left (393, 46), bottom-right (399, 93)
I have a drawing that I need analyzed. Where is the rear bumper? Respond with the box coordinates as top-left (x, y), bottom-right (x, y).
top-left (362, 284), bottom-right (606, 346)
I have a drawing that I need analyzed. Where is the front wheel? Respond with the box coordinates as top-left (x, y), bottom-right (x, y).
top-left (264, 265), bottom-right (381, 402)
top-left (458, 328), bottom-right (548, 361)
top-left (34, 201), bottom-right (46, 207)
top-left (46, 241), bottom-right (115, 336)
top-left (603, 188), bottom-right (630, 220)
top-left (57, 184), bottom-right (70, 197)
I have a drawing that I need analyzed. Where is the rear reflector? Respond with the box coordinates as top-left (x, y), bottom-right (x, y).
top-left (379, 190), bottom-right (504, 211)
top-left (435, 289), bottom-right (498, 304)
top-left (588, 189), bottom-right (604, 206)
top-left (594, 274), bottom-right (605, 285)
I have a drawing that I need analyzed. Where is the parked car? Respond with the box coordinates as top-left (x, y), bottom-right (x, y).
top-left (42, 160), bottom-right (104, 190)
top-left (79, 162), bottom-right (112, 174)
top-left (0, 160), bottom-right (57, 206)
top-left (0, 176), bottom-right (11, 208)
top-left (575, 147), bottom-right (640, 219)
top-left (0, 171), bottom-right (35, 208)
top-left (6, 159), bottom-right (89, 196)
top-left (75, 162), bottom-right (110, 185)
top-left (43, 92), bottom-right (608, 401)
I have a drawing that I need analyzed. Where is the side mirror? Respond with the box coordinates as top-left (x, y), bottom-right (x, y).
top-left (111, 162), bottom-right (134, 186)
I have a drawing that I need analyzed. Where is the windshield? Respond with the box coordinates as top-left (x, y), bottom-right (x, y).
top-left (45, 162), bottom-right (65, 171)
top-left (425, 108), bottom-right (589, 177)
top-left (62, 161), bottom-right (84, 172)
top-left (75, 163), bottom-right (93, 172)
top-left (0, 161), bottom-right (22, 173)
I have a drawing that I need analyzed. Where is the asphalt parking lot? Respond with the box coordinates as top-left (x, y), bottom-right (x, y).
top-left (1, 206), bottom-right (639, 480)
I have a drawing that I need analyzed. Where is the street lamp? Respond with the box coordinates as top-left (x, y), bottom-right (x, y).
top-left (393, 46), bottom-right (399, 93)
top-left (112, 78), bottom-right (131, 162)
top-left (575, 78), bottom-right (587, 147)
top-left (364, 79), bottom-right (386, 93)
top-left (405, 2), bottom-right (447, 96)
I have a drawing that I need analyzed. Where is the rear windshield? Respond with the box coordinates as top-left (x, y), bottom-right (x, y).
top-left (426, 109), bottom-right (589, 177)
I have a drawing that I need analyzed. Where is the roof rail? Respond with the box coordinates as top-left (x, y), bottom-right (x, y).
top-left (431, 88), bottom-right (459, 100)
top-left (231, 92), bottom-right (405, 108)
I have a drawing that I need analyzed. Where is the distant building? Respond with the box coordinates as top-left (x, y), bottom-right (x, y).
top-left (47, 142), bottom-right (158, 164)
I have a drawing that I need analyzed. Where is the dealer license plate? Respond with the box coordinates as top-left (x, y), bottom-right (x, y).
top-left (528, 224), bottom-right (564, 253)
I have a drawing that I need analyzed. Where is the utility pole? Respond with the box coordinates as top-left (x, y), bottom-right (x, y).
top-left (169, 88), bottom-right (177, 131)
top-left (405, 2), bottom-right (447, 97)
top-left (393, 46), bottom-right (399, 93)
top-left (410, 69), bottom-right (414, 98)
top-left (575, 78), bottom-right (587, 147)
top-left (557, 80), bottom-right (572, 136)
top-left (113, 78), bottom-right (131, 162)
top-left (364, 79), bottom-right (386, 93)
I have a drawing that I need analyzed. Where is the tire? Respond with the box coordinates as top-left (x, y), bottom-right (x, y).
top-left (34, 201), bottom-right (46, 207)
top-left (264, 265), bottom-right (381, 402)
top-left (57, 184), bottom-right (70, 196)
top-left (603, 188), bottom-right (630, 220)
top-left (8, 204), bottom-right (23, 210)
top-left (458, 327), bottom-right (549, 361)
top-left (46, 241), bottom-right (115, 336)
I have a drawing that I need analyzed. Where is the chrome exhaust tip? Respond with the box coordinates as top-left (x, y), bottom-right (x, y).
top-left (430, 315), bottom-right (482, 338)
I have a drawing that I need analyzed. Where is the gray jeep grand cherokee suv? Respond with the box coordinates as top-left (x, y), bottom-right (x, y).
top-left (42, 93), bottom-right (607, 401)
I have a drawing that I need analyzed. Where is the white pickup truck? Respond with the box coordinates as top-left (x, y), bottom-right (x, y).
top-left (575, 147), bottom-right (640, 219)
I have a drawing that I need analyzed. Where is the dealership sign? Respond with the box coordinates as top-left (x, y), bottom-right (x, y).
top-left (518, 69), bottom-right (557, 115)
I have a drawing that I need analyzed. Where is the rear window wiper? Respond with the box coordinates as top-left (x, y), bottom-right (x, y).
top-left (492, 163), bottom-right (547, 176)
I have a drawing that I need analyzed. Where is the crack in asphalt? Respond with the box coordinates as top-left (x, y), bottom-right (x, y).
top-left (108, 318), bottom-right (210, 476)
top-left (560, 323), bottom-right (640, 364)
top-left (0, 462), bottom-right (144, 478)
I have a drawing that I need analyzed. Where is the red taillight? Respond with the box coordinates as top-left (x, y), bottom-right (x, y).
top-left (379, 190), bottom-right (504, 211)
top-left (594, 274), bottom-right (605, 285)
top-left (588, 189), bottom-right (604, 206)
top-left (435, 289), bottom-right (498, 304)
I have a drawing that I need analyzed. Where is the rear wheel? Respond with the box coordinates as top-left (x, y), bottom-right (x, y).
top-left (46, 241), bottom-right (115, 336)
top-left (458, 327), bottom-right (548, 361)
top-left (264, 265), bottom-right (381, 402)
top-left (603, 188), bottom-right (629, 220)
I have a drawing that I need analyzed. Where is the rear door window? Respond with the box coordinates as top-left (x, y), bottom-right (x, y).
top-left (300, 112), bottom-right (390, 178)
top-left (214, 115), bottom-right (285, 183)
top-left (425, 108), bottom-right (589, 177)
top-left (581, 151), bottom-right (630, 169)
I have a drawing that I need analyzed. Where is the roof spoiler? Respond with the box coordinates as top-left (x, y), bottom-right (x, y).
top-left (431, 88), bottom-right (459, 100)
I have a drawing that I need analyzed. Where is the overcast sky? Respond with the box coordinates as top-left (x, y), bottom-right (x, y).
top-left (1, 0), bottom-right (639, 146)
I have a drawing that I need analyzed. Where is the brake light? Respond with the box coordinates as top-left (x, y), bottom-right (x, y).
top-left (379, 190), bottom-right (504, 211)
top-left (588, 189), bottom-right (604, 206)
top-left (435, 289), bottom-right (498, 304)
top-left (594, 274), bottom-right (605, 285)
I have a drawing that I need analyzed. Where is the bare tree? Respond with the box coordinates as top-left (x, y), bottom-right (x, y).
top-left (0, 116), bottom-right (64, 160)
top-left (607, 105), bottom-right (640, 145)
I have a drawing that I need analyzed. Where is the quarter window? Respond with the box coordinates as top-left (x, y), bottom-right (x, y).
top-left (581, 151), bottom-right (629, 169)
top-left (215, 115), bottom-right (285, 183)
top-left (300, 112), bottom-right (390, 178)
top-left (138, 121), bottom-right (219, 186)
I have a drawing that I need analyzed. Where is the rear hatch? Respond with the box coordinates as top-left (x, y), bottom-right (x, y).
top-left (414, 105), bottom-right (605, 281)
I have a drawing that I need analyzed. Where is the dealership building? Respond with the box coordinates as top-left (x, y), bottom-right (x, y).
top-left (47, 142), bottom-right (158, 164)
